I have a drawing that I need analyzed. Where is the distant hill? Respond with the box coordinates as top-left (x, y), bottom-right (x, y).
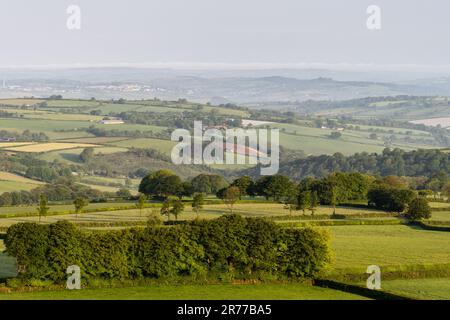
top-left (277, 96), bottom-right (450, 120)
top-left (2, 67), bottom-right (447, 104)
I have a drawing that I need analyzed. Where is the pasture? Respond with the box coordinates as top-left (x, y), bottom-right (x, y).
top-left (4, 142), bottom-right (100, 153)
top-left (323, 225), bottom-right (450, 270)
top-left (0, 172), bottom-right (44, 193)
top-left (381, 278), bottom-right (450, 300)
top-left (0, 283), bottom-right (367, 300)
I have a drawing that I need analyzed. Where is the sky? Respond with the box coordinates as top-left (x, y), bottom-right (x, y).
top-left (1, 0), bottom-right (449, 71)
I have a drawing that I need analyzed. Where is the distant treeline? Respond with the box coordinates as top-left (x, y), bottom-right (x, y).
top-left (0, 178), bottom-right (115, 206)
top-left (0, 130), bottom-right (48, 142)
top-left (253, 148), bottom-right (450, 180)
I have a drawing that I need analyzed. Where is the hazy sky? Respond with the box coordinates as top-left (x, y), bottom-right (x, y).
top-left (1, 0), bottom-right (449, 70)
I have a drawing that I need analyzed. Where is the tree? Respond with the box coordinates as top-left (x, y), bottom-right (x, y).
top-left (231, 176), bottom-right (255, 198)
top-left (218, 186), bottom-right (240, 213)
top-left (160, 199), bottom-right (171, 221)
top-left (283, 189), bottom-right (299, 215)
top-left (170, 198), bottom-right (184, 221)
top-left (192, 193), bottom-right (205, 218)
top-left (136, 194), bottom-right (147, 217)
top-left (441, 183), bottom-right (450, 202)
top-left (329, 183), bottom-right (338, 215)
top-left (160, 197), bottom-right (184, 221)
top-left (73, 197), bottom-right (89, 218)
top-left (309, 191), bottom-right (319, 215)
top-left (368, 186), bottom-right (415, 213)
top-left (181, 181), bottom-right (194, 198)
top-left (255, 175), bottom-right (296, 202)
top-left (406, 197), bottom-right (431, 221)
top-left (37, 194), bottom-right (49, 223)
top-left (139, 170), bottom-right (183, 199)
top-left (79, 147), bottom-right (94, 163)
top-left (296, 191), bottom-right (310, 214)
top-left (191, 174), bottom-right (229, 194)
top-left (329, 132), bottom-right (342, 139)
top-left (116, 188), bottom-right (132, 199)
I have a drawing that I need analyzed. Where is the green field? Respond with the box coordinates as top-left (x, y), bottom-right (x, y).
top-left (381, 278), bottom-right (450, 300)
top-left (112, 138), bottom-right (176, 155)
top-left (0, 202), bottom-right (134, 218)
top-left (38, 146), bottom-right (129, 163)
top-left (0, 283), bottom-right (367, 300)
top-left (0, 203), bottom-right (389, 226)
top-left (0, 181), bottom-right (41, 193)
top-left (323, 225), bottom-right (450, 270)
top-left (0, 97), bottom-right (443, 159)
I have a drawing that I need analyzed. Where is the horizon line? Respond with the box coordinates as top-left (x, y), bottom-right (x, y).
top-left (1, 62), bottom-right (450, 73)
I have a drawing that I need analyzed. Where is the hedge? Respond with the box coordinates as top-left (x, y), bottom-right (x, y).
top-left (280, 219), bottom-right (405, 228)
top-left (4, 215), bottom-right (331, 282)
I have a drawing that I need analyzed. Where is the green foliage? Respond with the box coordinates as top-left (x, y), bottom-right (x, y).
top-left (255, 175), bottom-right (296, 202)
top-left (116, 188), bottom-right (132, 199)
top-left (231, 176), bottom-right (255, 197)
top-left (368, 185), bottom-right (416, 212)
top-left (79, 148), bottom-right (94, 163)
top-left (276, 148), bottom-right (450, 181)
top-left (37, 194), bottom-right (49, 222)
top-left (309, 191), bottom-right (319, 215)
top-left (329, 132), bottom-right (342, 139)
top-left (73, 197), bottom-right (89, 215)
top-left (217, 186), bottom-right (241, 213)
top-left (192, 193), bottom-right (205, 216)
top-left (170, 198), bottom-right (185, 220)
top-left (139, 170), bottom-right (183, 199)
top-left (407, 197), bottom-right (432, 221)
top-left (296, 191), bottom-right (311, 214)
top-left (190, 174), bottom-right (229, 195)
top-left (136, 194), bottom-right (147, 216)
top-left (4, 216), bottom-right (331, 282)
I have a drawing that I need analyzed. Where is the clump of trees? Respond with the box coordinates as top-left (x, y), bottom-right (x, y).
top-left (368, 185), bottom-right (416, 212)
top-left (5, 216), bottom-right (331, 282)
top-left (0, 178), bottom-right (115, 207)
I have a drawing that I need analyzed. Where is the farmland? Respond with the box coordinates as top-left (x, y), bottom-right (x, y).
top-left (0, 172), bottom-right (44, 193)
top-left (4, 142), bottom-right (100, 153)
top-left (1, 97), bottom-right (450, 300)
top-left (1, 201), bottom-right (449, 299)
top-left (0, 283), bottom-right (367, 300)
top-left (0, 97), bottom-right (443, 160)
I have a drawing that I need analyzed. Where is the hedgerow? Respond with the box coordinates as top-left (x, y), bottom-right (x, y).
top-left (4, 215), bottom-right (331, 283)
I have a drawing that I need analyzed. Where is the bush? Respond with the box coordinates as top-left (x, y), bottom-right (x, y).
top-left (406, 197), bottom-right (431, 221)
top-left (5, 215), bottom-right (331, 282)
top-left (368, 185), bottom-right (416, 212)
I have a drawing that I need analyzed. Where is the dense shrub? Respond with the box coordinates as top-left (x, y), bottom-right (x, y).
top-left (5, 215), bottom-right (330, 282)
top-left (368, 185), bottom-right (416, 212)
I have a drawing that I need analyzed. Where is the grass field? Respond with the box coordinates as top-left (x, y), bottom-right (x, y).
top-left (0, 142), bottom-right (35, 148)
top-left (4, 142), bottom-right (100, 153)
top-left (0, 172), bottom-right (44, 185)
top-left (0, 202), bottom-right (134, 218)
top-left (0, 98), bottom-right (43, 106)
top-left (381, 278), bottom-right (450, 300)
top-left (112, 138), bottom-right (176, 155)
top-left (0, 172), bottom-right (44, 193)
top-left (38, 146), bottom-right (129, 163)
top-left (323, 225), bottom-right (450, 270)
top-left (0, 283), bottom-right (367, 300)
top-left (0, 203), bottom-right (389, 224)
